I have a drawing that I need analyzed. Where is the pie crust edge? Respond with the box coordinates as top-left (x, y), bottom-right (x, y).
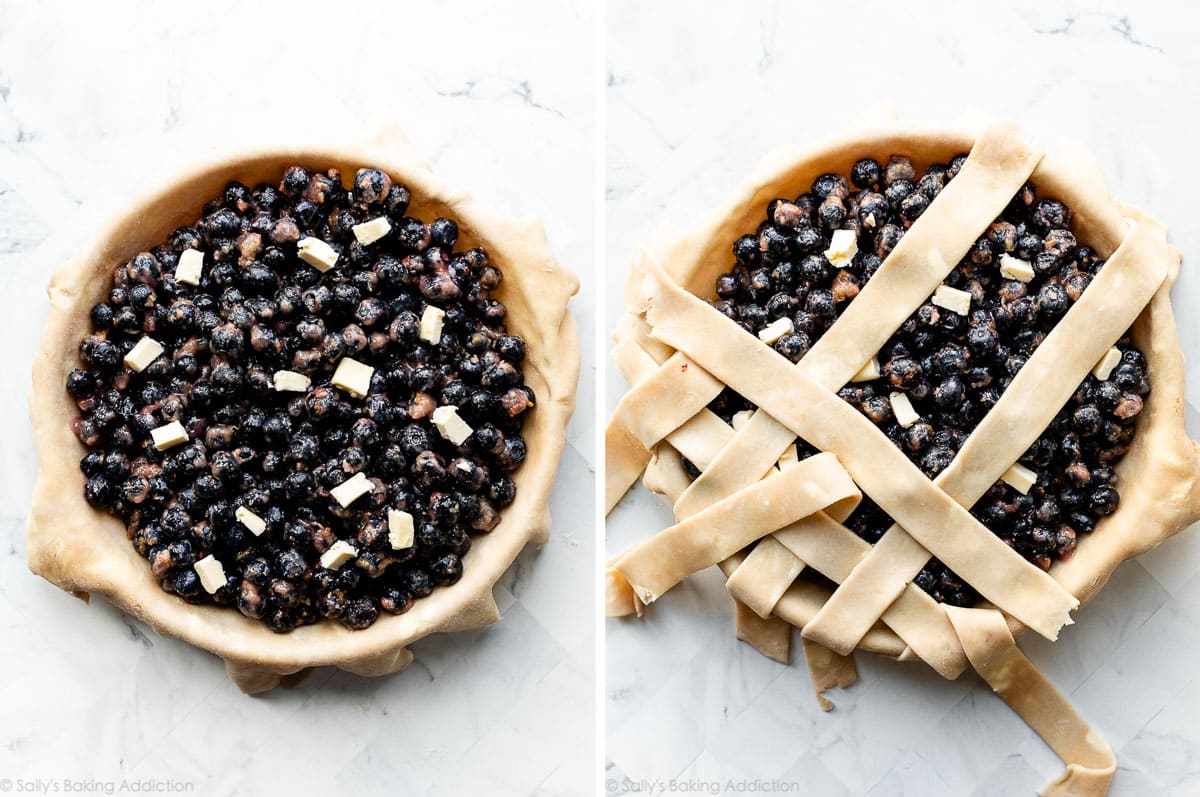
top-left (613, 116), bottom-right (1200, 645)
top-left (25, 130), bottom-right (581, 693)
top-left (606, 114), bottom-right (1200, 794)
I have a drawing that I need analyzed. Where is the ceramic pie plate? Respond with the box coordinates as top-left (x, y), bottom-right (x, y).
top-left (26, 132), bottom-right (580, 693)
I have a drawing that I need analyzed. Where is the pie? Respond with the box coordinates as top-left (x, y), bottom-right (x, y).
top-left (605, 112), bottom-right (1199, 795)
top-left (27, 133), bottom-right (579, 693)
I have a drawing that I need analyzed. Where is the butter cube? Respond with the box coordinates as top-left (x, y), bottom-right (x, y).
top-left (388, 509), bottom-right (415, 550)
top-left (352, 216), bottom-right (392, 245)
top-left (331, 357), bottom-right (374, 398)
top-left (758, 317), bottom-right (794, 345)
top-left (431, 405), bottom-right (473, 445)
top-left (272, 370), bottom-right (312, 392)
top-left (889, 392), bottom-right (921, 428)
top-left (999, 254), bottom-right (1035, 283)
top-left (850, 357), bottom-right (880, 383)
top-left (824, 229), bottom-right (859, 267)
top-left (124, 337), bottom-right (164, 372)
top-left (330, 472), bottom-right (372, 508)
top-left (297, 237), bottom-right (339, 272)
top-left (235, 505), bottom-right (267, 536)
top-left (150, 421), bottom-right (188, 451)
top-left (1002, 462), bottom-right (1038, 495)
top-left (176, 249), bottom-right (204, 286)
top-left (194, 555), bottom-right (227, 594)
top-left (1092, 348), bottom-right (1122, 381)
top-left (419, 305), bottom-right (445, 344)
top-left (932, 284), bottom-right (972, 316)
top-left (319, 540), bottom-right (358, 570)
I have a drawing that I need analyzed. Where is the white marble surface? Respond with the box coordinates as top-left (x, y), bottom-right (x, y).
top-left (606, 1), bottom-right (1200, 795)
top-left (0, 1), bottom-right (595, 795)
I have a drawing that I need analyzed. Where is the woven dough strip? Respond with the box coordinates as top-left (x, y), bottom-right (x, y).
top-left (607, 311), bottom-right (969, 678)
top-left (638, 443), bottom-right (801, 666)
top-left (608, 121), bottom-right (1049, 673)
top-left (640, 259), bottom-right (1079, 640)
top-left (806, 218), bottom-right (1174, 652)
top-left (672, 122), bottom-right (1043, 520)
top-left (608, 337), bottom-right (854, 688)
top-left (610, 206), bottom-right (1170, 683)
top-left (604, 350), bottom-right (724, 513)
top-left (946, 606), bottom-right (1116, 796)
top-left (611, 254), bottom-right (1124, 797)
top-left (606, 313), bottom-right (970, 674)
top-left (611, 338), bottom-right (735, 473)
top-left (611, 452), bottom-right (860, 604)
top-left (720, 511), bottom-right (863, 709)
top-left (605, 116), bottom-right (1199, 797)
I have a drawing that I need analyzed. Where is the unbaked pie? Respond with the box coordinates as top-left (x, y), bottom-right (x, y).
top-left (28, 134), bottom-right (579, 692)
top-left (605, 114), bottom-right (1199, 796)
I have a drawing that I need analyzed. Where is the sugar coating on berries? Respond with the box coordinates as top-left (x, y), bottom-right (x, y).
top-left (66, 165), bottom-right (534, 631)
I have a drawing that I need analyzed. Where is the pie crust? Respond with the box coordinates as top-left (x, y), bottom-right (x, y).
top-left (27, 130), bottom-right (580, 693)
top-left (606, 112), bottom-right (1200, 795)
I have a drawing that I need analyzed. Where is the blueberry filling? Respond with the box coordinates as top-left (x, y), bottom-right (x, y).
top-left (705, 154), bottom-right (1148, 606)
top-left (67, 165), bottom-right (534, 631)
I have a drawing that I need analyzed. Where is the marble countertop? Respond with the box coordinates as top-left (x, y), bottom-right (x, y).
top-left (0, 1), bottom-right (595, 795)
top-left (606, 1), bottom-right (1200, 795)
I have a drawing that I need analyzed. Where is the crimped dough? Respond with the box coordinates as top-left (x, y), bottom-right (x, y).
top-left (27, 130), bottom-right (580, 693)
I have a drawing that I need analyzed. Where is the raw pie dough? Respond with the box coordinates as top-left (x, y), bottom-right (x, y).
top-left (27, 129), bottom-right (580, 693)
top-left (606, 112), bottom-right (1200, 795)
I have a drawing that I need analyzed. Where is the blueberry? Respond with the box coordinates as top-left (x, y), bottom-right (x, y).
top-left (850, 159), bottom-right (883, 189)
top-left (281, 166), bottom-right (311, 198)
top-left (340, 597), bottom-right (379, 630)
top-left (428, 554), bottom-right (463, 586)
top-left (66, 369), bottom-right (98, 398)
top-left (1031, 199), bottom-right (1070, 232)
top-left (733, 235), bottom-right (759, 265)
top-left (430, 218), bottom-right (459, 248)
top-left (353, 168), bottom-right (392, 207)
top-left (1090, 485), bottom-right (1119, 516)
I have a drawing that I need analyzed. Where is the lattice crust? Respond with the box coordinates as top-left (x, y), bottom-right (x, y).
top-left (605, 115), bottom-right (1200, 796)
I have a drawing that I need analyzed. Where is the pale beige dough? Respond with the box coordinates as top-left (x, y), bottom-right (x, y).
top-left (605, 114), bottom-right (1200, 796)
top-left (612, 452), bottom-right (860, 604)
top-left (800, 638), bottom-right (859, 713)
top-left (946, 606), bottom-right (1115, 796)
top-left (642, 260), bottom-right (1080, 640)
top-left (668, 123), bottom-right (1042, 521)
top-left (27, 130), bottom-right (580, 693)
top-left (806, 217), bottom-right (1174, 652)
top-left (725, 537), bottom-right (806, 619)
top-left (604, 350), bottom-right (725, 513)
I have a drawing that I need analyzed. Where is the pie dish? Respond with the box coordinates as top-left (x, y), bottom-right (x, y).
top-left (27, 131), bottom-right (579, 693)
top-left (605, 112), bottom-right (1199, 795)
